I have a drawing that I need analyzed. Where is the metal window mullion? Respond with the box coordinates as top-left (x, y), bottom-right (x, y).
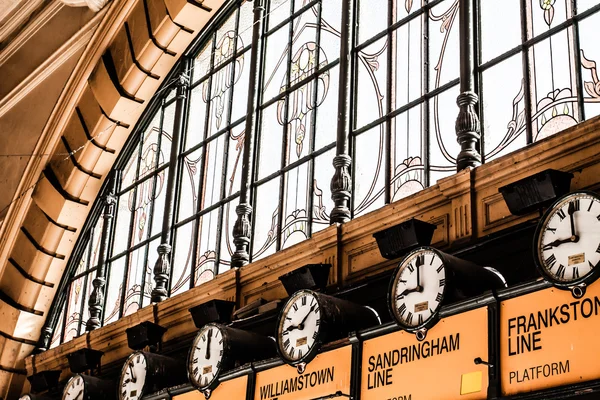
top-left (474, 0), bottom-right (485, 163)
top-left (76, 237), bottom-right (94, 334)
top-left (572, 1), bottom-right (586, 122)
top-left (385, 0), bottom-right (395, 205)
top-left (520, 0), bottom-right (534, 144)
top-left (423, 2), bottom-right (430, 188)
top-left (60, 281), bottom-right (72, 345)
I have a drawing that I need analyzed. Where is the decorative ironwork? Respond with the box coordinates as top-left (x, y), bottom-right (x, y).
top-left (455, 91), bottom-right (482, 169)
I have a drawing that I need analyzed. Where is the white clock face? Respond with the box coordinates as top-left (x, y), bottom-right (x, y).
top-left (278, 291), bottom-right (321, 362)
top-left (63, 374), bottom-right (85, 400)
top-left (119, 353), bottom-right (147, 400)
top-left (19, 395), bottom-right (32, 400)
top-left (538, 193), bottom-right (600, 283)
top-left (188, 324), bottom-right (225, 388)
top-left (391, 249), bottom-right (446, 328)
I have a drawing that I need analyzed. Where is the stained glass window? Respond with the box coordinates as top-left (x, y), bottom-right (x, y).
top-left (352, 0), bottom-right (460, 217)
top-left (46, 0), bottom-right (600, 348)
top-left (478, 0), bottom-right (599, 161)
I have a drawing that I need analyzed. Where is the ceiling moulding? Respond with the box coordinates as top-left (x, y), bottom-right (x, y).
top-left (60, 0), bottom-right (111, 12)
top-left (0, 0), bottom-right (46, 44)
top-left (0, 12), bottom-right (102, 118)
top-left (0, 1), bottom-right (64, 68)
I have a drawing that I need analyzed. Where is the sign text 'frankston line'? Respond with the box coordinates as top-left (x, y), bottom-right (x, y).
top-left (501, 284), bottom-right (600, 395)
top-left (254, 346), bottom-right (351, 400)
top-left (361, 308), bottom-right (489, 400)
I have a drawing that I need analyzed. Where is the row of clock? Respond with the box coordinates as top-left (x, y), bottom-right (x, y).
top-left (22, 191), bottom-right (600, 400)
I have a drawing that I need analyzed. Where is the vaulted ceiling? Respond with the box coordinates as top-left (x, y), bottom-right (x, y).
top-left (0, 0), bottom-right (226, 397)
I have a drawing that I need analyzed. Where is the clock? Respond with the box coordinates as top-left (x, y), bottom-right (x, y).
top-left (276, 289), bottom-right (379, 366)
top-left (63, 374), bottom-right (85, 400)
top-left (187, 323), bottom-right (275, 392)
top-left (119, 351), bottom-right (185, 400)
top-left (61, 374), bottom-right (115, 400)
top-left (534, 191), bottom-right (600, 291)
top-left (389, 248), bottom-right (447, 333)
top-left (389, 247), bottom-right (507, 337)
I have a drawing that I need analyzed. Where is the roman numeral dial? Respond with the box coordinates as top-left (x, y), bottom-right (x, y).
top-left (277, 291), bottom-right (321, 364)
top-left (188, 324), bottom-right (225, 390)
top-left (390, 248), bottom-right (446, 330)
top-left (536, 192), bottom-right (600, 286)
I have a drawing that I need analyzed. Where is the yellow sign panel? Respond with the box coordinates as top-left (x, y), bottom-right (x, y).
top-left (254, 345), bottom-right (352, 400)
top-left (500, 283), bottom-right (600, 395)
top-left (173, 375), bottom-right (248, 400)
top-left (361, 307), bottom-right (489, 400)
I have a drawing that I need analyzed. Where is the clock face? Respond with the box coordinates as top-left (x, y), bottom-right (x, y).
top-left (63, 374), bottom-right (85, 400)
top-left (188, 324), bottom-right (225, 389)
top-left (390, 248), bottom-right (446, 330)
top-left (277, 290), bottom-right (321, 363)
top-left (536, 192), bottom-right (600, 284)
top-left (119, 352), bottom-right (147, 400)
top-left (18, 395), bottom-right (32, 400)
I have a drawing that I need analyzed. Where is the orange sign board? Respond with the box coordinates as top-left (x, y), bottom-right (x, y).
top-left (173, 375), bottom-right (248, 400)
top-left (361, 307), bottom-right (489, 400)
top-left (501, 283), bottom-right (600, 395)
top-left (254, 345), bottom-right (352, 400)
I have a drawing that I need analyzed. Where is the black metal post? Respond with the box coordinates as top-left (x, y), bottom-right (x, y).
top-left (455, 0), bottom-right (482, 171)
top-left (231, 0), bottom-right (265, 268)
top-left (151, 68), bottom-right (189, 302)
top-left (330, 0), bottom-right (353, 223)
top-left (86, 174), bottom-right (118, 331)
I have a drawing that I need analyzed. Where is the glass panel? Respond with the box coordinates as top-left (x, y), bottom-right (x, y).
top-left (312, 148), bottom-right (335, 233)
top-left (79, 275), bottom-right (93, 335)
top-left (429, 0), bottom-right (460, 90)
top-left (150, 167), bottom-right (168, 237)
top-left (268, 0), bottom-right (291, 31)
top-left (257, 102), bottom-right (283, 180)
top-left (121, 144), bottom-right (140, 190)
top-left (159, 103), bottom-right (174, 164)
top-left (171, 221), bottom-right (195, 296)
top-left (482, 54), bottom-right (527, 161)
top-left (394, 17), bottom-right (423, 109)
top-left (286, 81), bottom-right (316, 164)
top-left (104, 256), bottom-right (125, 325)
top-left (355, 37), bottom-right (388, 129)
top-left (321, 0), bottom-right (342, 35)
top-left (139, 119), bottom-right (161, 181)
top-left (185, 84), bottom-right (208, 150)
top-left (63, 277), bottom-right (85, 342)
top-left (200, 134), bottom-right (227, 210)
top-left (577, 0), bottom-right (599, 14)
top-left (178, 149), bottom-right (202, 222)
top-left (253, 178), bottom-right (281, 261)
top-left (480, 0), bottom-right (522, 64)
top-left (395, 0), bottom-right (423, 22)
top-left (291, 10), bottom-right (318, 76)
top-left (226, 123), bottom-right (244, 198)
top-left (219, 200), bottom-right (237, 272)
top-left (90, 218), bottom-right (104, 268)
top-left (123, 246), bottom-right (146, 316)
top-left (208, 63), bottom-right (234, 136)
top-left (429, 86), bottom-right (460, 183)
top-left (358, 0), bottom-right (386, 45)
top-left (193, 41), bottom-right (213, 84)
top-left (50, 303), bottom-right (65, 349)
top-left (353, 124), bottom-right (385, 216)
top-left (238, 0), bottom-right (254, 47)
top-left (231, 54), bottom-right (250, 122)
top-left (263, 26), bottom-right (289, 102)
top-left (141, 238), bottom-right (160, 308)
top-left (391, 105), bottom-right (426, 202)
top-left (314, 67), bottom-right (338, 149)
top-left (195, 208), bottom-right (220, 286)
top-left (529, 30), bottom-right (579, 142)
top-left (216, 9), bottom-right (239, 65)
top-left (129, 181), bottom-right (152, 248)
top-left (578, 12), bottom-right (600, 119)
top-left (531, 0), bottom-right (571, 39)
top-left (281, 162), bottom-right (310, 249)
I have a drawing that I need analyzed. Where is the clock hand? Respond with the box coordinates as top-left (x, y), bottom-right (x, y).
top-left (398, 286), bottom-right (421, 297)
top-left (297, 304), bottom-right (316, 330)
top-left (568, 202), bottom-right (579, 241)
top-left (128, 362), bottom-right (137, 383)
top-left (415, 256), bottom-right (423, 293)
top-left (543, 237), bottom-right (575, 249)
top-left (75, 390), bottom-right (83, 400)
top-left (205, 329), bottom-right (212, 360)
